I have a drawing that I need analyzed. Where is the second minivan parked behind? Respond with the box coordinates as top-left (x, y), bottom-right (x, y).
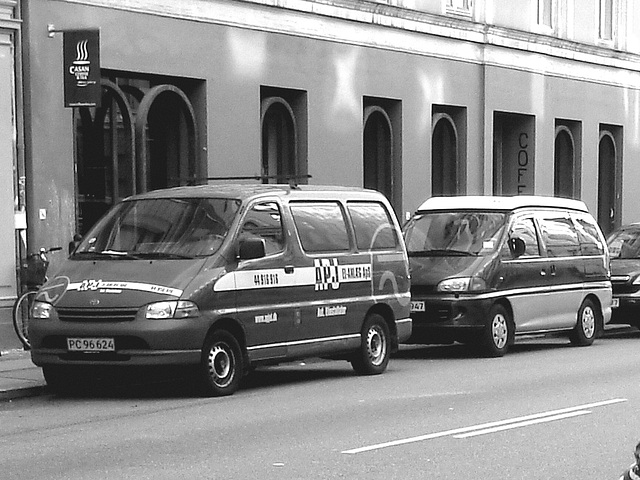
top-left (403, 195), bottom-right (612, 356)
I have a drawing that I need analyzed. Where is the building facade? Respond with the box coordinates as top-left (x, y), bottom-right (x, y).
top-left (3, 0), bottom-right (640, 310)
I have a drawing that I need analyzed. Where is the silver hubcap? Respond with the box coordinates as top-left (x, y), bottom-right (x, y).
top-left (581, 306), bottom-right (596, 338)
top-left (207, 344), bottom-right (233, 387)
top-left (492, 313), bottom-right (508, 349)
top-left (367, 326), bottom-right (386, 366)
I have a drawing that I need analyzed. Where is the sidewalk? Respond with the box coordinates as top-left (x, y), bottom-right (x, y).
top-left (0, 348), bottom-right (47, 400)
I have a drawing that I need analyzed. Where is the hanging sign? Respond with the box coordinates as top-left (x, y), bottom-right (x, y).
top-left (63, 29), bottom-right (101, 108)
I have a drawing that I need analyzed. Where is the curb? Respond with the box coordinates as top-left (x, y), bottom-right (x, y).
top-left (0, 385), bottom-right (47, 401)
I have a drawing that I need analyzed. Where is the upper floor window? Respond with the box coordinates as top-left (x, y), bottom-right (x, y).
top-left (538, 0), bottom-right (554, 29)
top-left (599, 0), bottom-right (614, 41)
top-left (445, 0), bottom-right (472, 17)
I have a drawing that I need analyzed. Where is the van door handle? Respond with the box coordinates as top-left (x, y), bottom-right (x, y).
top-left (550, 265), bottom-right (556, 276)
top-left (284, 266), bottom-right (294, 274)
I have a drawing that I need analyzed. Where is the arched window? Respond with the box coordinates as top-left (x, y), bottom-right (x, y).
top-left (74, 77), bottom-right (200, 235)
top-left (432, 114), bottom-right (458, 196)
top-left (75, 80), bottom-right (135, 234)
top-left (363, 106), bottom-right (392, 200)
top-left (554, 127), bottom-right (575, 199)
top-left (135, 85), bottom-right (198, 192)
top-left (598, 132), bottom-right (617, 235)
top-left (261, 97), bottom-right (297, 183)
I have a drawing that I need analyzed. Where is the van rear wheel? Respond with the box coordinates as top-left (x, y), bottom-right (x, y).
top-left (480, 304), bottom-right (511, 357)
top-left (570, 299), bottom-right (597, 346)
top-left (350, 314), bottom-right (390, 375)
top-left (199, 330), bottom-right (243, 397)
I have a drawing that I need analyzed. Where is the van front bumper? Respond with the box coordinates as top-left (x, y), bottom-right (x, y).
top-left (29, 315), bottom-right (209, 367)
top-left (405, 294), bottom-right (493, 344)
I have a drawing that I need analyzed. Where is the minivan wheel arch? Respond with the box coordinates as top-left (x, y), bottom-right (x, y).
top-left (569, 296), bottom-right (601, 346)
top-left (479, 300), bottom-right (515, 357)
top-left (205, 318), bottom-right (249, 373)
top-left (365, 304), bottom-right (398, 352)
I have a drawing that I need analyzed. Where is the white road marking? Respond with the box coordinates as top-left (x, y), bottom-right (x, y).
top-left (341, 398), bottom-right (627, 454)
top-left (452, 410), bottom-right (590, 438)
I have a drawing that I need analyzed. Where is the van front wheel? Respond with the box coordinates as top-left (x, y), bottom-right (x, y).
top-left (570, 299), bottom-right (597, 346)
top-left (480, 304), bottom-right (511, 357)
top-left (199, 330), bottom-right (243, 397)
top-left (351, 314), bottom-right (390, 375)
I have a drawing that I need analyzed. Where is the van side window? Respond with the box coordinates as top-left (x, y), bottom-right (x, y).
top-left (347, 202), bottom-right (398, 250)
top-left (507, 218), bottom-right (540, 257)
top-left (573, 215), bottom-right (605, 256)
top-left (539, 215), bottom-right (581, 257)
top-left (290, 202), bottom-right (350, 252)
top-left (239, 201), bottom-right (285, 255)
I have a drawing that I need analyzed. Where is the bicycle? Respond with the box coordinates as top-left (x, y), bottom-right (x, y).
top-left (13, 246), bottom-right (62, 349)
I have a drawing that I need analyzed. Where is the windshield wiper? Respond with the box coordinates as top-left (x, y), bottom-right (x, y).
top-left (131, 252), bottom-right (195, 260)
top-left (409, 249), bottom-right (476, 257)
top-left (72, 250), bottom-right (142, 260)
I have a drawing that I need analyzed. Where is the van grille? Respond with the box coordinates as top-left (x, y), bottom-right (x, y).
top-left (410, 285), bottom-right (438, 295)
top-left (56, 307), bottom-right (139, 323)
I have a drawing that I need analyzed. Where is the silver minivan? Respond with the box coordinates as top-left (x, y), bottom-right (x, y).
top-left (403, 195), bottom-right (612, 356)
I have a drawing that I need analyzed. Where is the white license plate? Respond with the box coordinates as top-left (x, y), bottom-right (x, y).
top-left (67, 337), bottom-right (115, 352)
top-left (411, 301), bottom-right (425, 312)
top-left (612, 298), bottom-right (620, 308)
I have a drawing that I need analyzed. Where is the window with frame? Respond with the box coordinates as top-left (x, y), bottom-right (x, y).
top-left (290, 202), bottom-right (350, 253)
top-left (538, 0), bottom-right (554, 28)
top-left (445, 0), bottom-right (472, 16)
top-left (347, 202), bottom-right (398, 251)
top-left (599, 0), bottom-right (614, 41)
top-left (239, 201), bottom-right (285, 256)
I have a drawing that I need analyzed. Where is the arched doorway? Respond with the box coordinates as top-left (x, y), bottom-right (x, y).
top-left (432, 114), bottom-right (458, 196)
top-left (554, 127), bottom-right (575, 198)
top-left (598, 132), bottom-right (617, 235)
top-left (363, 106), bottom-right (392, 200)
top-left (261, 97), bottom-right (297, 183)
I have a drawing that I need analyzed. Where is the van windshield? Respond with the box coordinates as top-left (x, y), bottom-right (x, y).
top-left (73, 197), bottom-right (241, 259)
top-left (404, 211), bottom-right (507, 256)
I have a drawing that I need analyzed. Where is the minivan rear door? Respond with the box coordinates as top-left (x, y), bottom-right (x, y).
top-left (536, 211), bottom-right (584, 329)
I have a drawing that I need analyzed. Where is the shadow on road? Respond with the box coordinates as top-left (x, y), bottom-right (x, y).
top-left (396, 325), bottom-right (640, 360)
top-left (45, 361), bottom-right (356, 400)
top-left (44, 326), bottom-right (640, 400)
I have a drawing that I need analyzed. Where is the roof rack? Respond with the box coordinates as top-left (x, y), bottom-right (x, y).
top-left (206, 174), bottom-right (312, 188)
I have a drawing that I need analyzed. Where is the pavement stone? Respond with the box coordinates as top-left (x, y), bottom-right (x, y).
top-left (0, 348), bottom-right (46, 400)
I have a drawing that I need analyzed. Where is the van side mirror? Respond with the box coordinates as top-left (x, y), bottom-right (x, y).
top-left (238, 237), bottom-right (266, 260)
top-left (68, 233), bottom-right (83, 254)
top-left (508, 237), bottom-right (526, 258)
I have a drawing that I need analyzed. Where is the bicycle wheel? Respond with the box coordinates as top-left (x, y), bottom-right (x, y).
top-left (13, 290), bottom-right (37, 350)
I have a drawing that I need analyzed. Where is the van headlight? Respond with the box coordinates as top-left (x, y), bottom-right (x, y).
top-left (437, 277), bottom-right (487, 292)
top-left (32, 301), bottom-right (54, 319)
top-left (145, 301), bottom-right (199, 319)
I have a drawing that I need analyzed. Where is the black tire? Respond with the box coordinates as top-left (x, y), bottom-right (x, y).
top-left (351, 314), bottom-right (391, 375)
top-left (12, 290), bottom-right (36, 350)
top-left (480, 304), bottom-right (512, 357)
top-left (570, 299), bottom-right (597, 346)
top-left (199, 330), bottom-right (243, 397)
